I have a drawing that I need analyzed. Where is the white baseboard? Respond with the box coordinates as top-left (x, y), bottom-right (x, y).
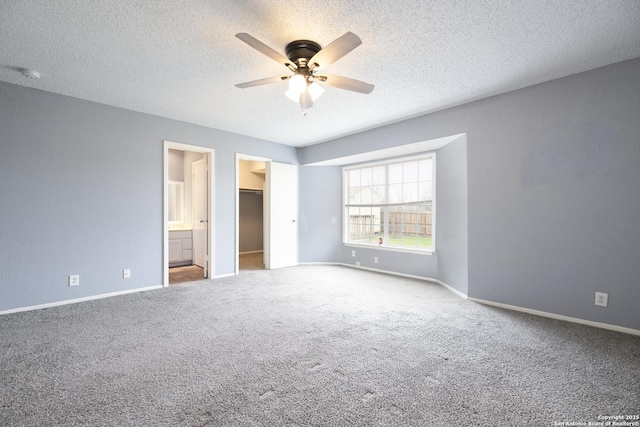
top-left (298, 262), bottom-right (640, 336)
top-left (435, 279), bottom-right (468, 299)
top-left (239, 250), bottom-right (263, 255)
top-left (302, 262), bottom-right (470, 301)
top-left (336, 262), bottom-right (439, 284)
top-left (297, 262), bottom-right (343, 266)
top-left (8, 265), bottom-right (634, 337)
top-left (0, 285), bottom-right (164, 316)
top-left (339, 263), bottom-right (469, 300)
top-left (468, 297), bottom-right (640, 336)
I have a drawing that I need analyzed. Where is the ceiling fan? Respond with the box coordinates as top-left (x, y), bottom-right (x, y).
top-left (235, 32), bottom-right (374, 111)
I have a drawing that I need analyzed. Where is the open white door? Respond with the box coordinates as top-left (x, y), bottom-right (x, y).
top-left (265, 162), bottom-right (298, 269)
top-left (163, 141), bottom-right (215, 287)
top-left (193, 157), bottom-right (208, 277)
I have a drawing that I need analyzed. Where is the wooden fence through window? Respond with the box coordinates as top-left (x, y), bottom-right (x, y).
top-left (349, 211), bottom-right (432, 240)
top-left (385, 211), bottom-right (433, 236)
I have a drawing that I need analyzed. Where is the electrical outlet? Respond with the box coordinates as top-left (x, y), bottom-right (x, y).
top-left (595, 292), bottom-right (608, 307)
top-left (355, 261), bottom-right (361, 267)
top-left (123, 269), bottom-right (131, 279)
top-left (374, 256), bottom-right (378, 263)
top-left (69, 275), bottom-right (79, 287)
top-left (351, 250), bottom-right (356, 257)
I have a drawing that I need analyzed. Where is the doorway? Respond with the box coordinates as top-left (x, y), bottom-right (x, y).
top-left (235, 154), bottom-right (298, 274)
top-left (163, 141), bottom-right (215, 287)
top-left (237, 157), bottom-right (266, 271)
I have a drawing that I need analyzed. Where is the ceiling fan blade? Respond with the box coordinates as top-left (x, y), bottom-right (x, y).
top-left (235, 76), bottom-right (287, 89)
top-left (300, 89), bottom-right (313, 110)
top-left (317, 74), bottom-right (374, 94)
top-left (235, 33), bottom-right (295, 70)
top-left (309, 32), bottom-right (362, 70)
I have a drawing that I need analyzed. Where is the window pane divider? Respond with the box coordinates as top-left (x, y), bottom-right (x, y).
top-left (343, 153), bottom-right (435, 252)
top-left (345, 201), bottom-right (430, 208)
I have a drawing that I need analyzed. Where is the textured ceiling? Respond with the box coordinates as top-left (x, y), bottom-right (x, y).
top-left (1, 1), bottom-right (639, 147)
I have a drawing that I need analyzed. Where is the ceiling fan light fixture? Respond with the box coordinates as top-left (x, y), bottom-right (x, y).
top-left (235, 32), bottom-right (373, 111)
top-left (288, 74), bottom-right (306, 93)
top-left (286, 80), bottom-right (324, 103)
top-left (308, 82), bottom-right (324, 101)
top-left (285, 87), bottom-right (301, 102)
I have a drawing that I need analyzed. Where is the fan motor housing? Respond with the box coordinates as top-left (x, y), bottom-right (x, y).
top-left (285, 40), bottom-right (321, 66)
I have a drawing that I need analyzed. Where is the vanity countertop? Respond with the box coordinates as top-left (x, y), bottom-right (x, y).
top-left (169, 225), bottom-right (193, 231)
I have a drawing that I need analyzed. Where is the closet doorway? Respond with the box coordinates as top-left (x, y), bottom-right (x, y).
top-left (237, 156), bottom-right (266, 271)
top-left (235, 154), bottom-right (299, 274)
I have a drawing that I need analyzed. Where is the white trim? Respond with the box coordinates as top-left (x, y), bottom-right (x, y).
top-left (344, 242), bottom-right (433, 256)
top-left (468, 297), bottom-right (640, 337)
top-left (300, 263), bottom-right (467, 302)
top-left (191, 158), bottom-right (207, 271)
top-left (0, 286), bottom-right (163, 316)
top-left (337, 262), bottom-right (440, 284)
top-left (305, 134), bottom-right (464, 166)
top-left (163, 141), bottom-right (216, 287)
top-left (343, 152), bottom-right (436, 253)
top-left (297, 262), bottom-right (344, 266)
top-left (432, 152), bottom-right (437, 251)
top-left (342, 152), bottom-right (435, 171)
top-left (214, 272), bottom-right (236, 279)
top-left (296, 263), bottom-right (639, 335)
top-left (435, 279), bottom-right (468, 299)
top-left (239, 250), bottom-right (264, 255)
top-left (235, 153), bottom-right (271, 275)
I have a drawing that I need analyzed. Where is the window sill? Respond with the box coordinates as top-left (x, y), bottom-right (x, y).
top-left (344, 242), bottom-right (434, 256)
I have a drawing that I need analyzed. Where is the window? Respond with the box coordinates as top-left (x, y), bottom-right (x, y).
top-left (343, 154), bottom-right (435, 252)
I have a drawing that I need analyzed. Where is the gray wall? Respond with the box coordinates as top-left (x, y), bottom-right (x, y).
top-left (298, 150), bottom-right (461, 283)
top-left (298, 58), bottom-right (640, 330)
top-left (298, 166), bottom-right (343, 263)
top-left (435, 136), bottom-right (468, 294)
top-left (341, 244), bottom-right (439, 280)
top-left (298, 162), bottom-right (440, 281)
top-left (0, 81), bottom-right (297, 311)
top-left (2, 57), bottom-right (639, 331)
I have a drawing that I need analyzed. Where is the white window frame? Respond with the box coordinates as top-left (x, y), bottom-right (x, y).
top-left (343, 153), bottom-right (436, 255)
